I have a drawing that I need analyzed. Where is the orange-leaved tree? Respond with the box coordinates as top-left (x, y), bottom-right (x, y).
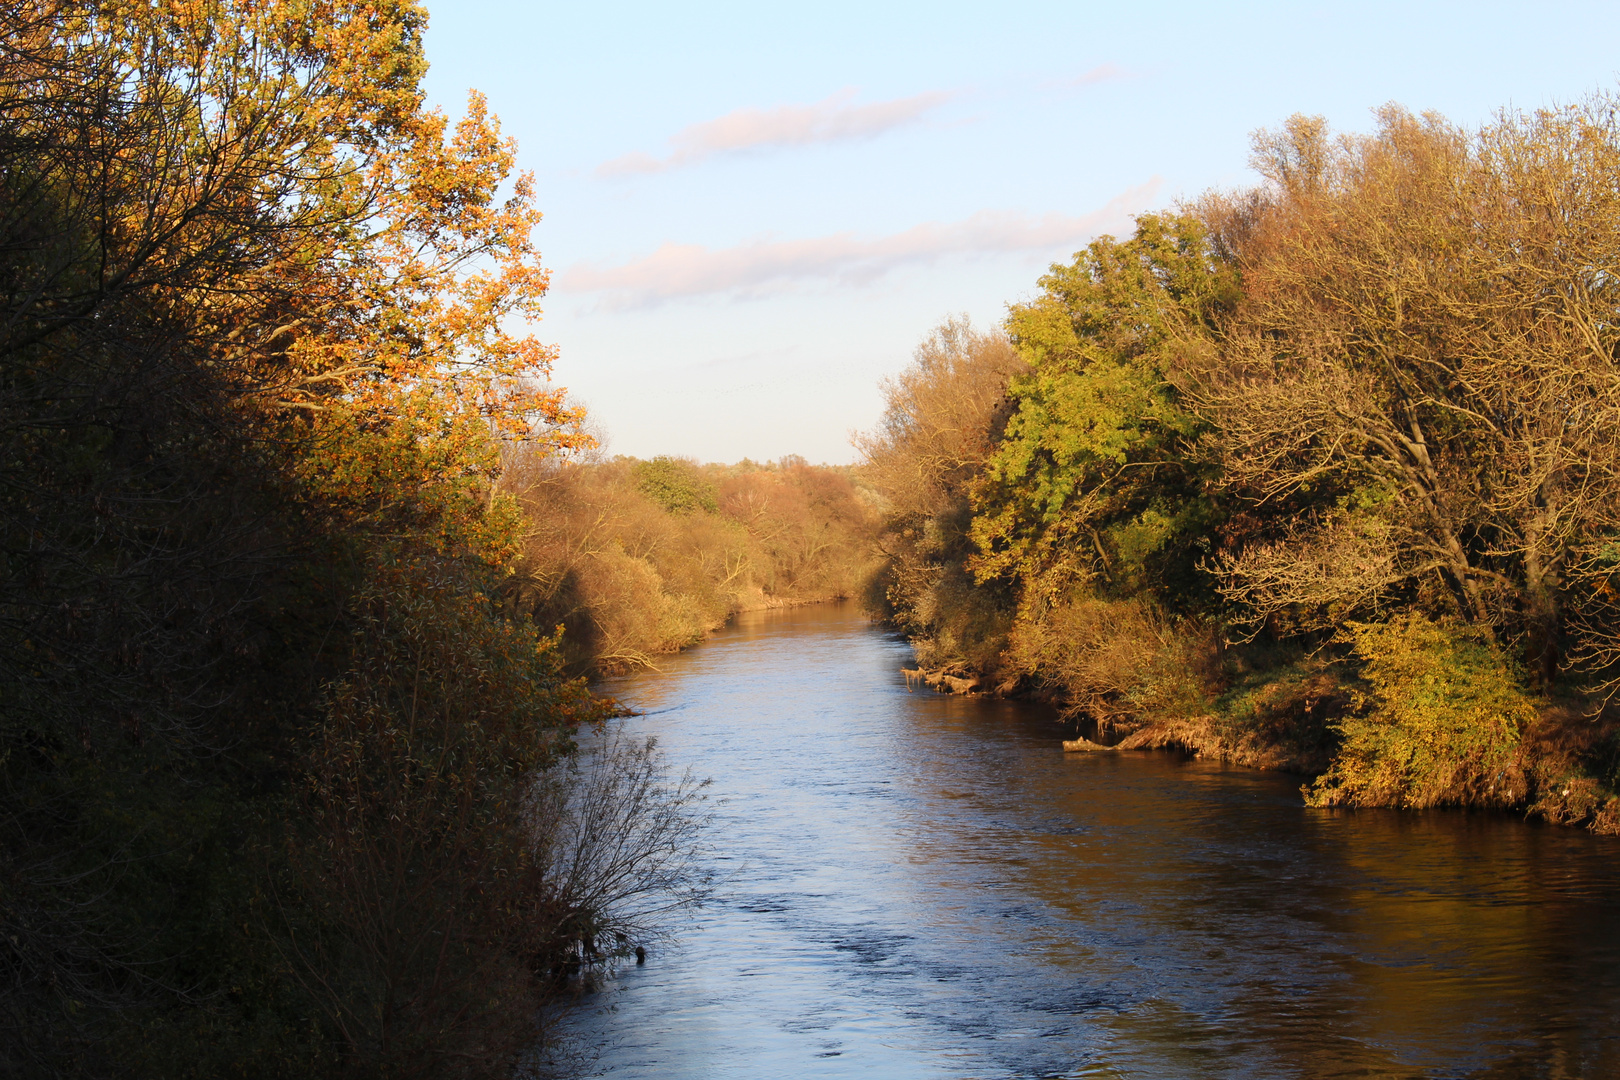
top-left (0, 3), bottom-right (670, 1077)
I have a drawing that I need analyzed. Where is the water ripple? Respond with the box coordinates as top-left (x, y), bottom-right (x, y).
top-left (559, 603), bottom-right (1620, 1079)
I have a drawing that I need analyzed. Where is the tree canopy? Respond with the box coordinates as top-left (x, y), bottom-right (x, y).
top-left (0, 4), bottom-right (700, 1075)
top-left (862, 98), bottom-right (1620, 824)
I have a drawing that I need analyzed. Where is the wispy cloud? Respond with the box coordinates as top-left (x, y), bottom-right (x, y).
top-left (596, 88), bottom-right (952, 178)
top-left (558, 179), bottom-right (1162, 307)
top-left (1046, 63), bottom-right (1129, 91)
top-left (1070, 63), bottom-right (1125, 87)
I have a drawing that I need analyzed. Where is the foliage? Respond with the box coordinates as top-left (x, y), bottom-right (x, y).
top-left (1004, 594), bottom-right (1211, 735)
top-left (863, 228), bottom-right (1235, 709)
top-left (718, 456), bottom-right (877, 599)
top-left (0, 4), bottom-right (702, 1076)
top-left (1205, 652), bottom-right (1348, 773)
top-left (1192, 105), bottom-right (1620, 686)
top-left (1307, 615), bottom-right (1537, 809)
top-left (633, 456), bottom-right (718, 515)
top-left (506, 453), bottom-right (878, 673)
top-left (281, 562), bottom-right (590, 1078)
top-left (867, 101), bottom-right (1620, 824)
top-left (971, 213), bottom-right (1235, 606)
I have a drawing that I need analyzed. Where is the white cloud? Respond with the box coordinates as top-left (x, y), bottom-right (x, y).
top-left (557, 179), bottom-right (1163, 306)
top-left (1064, 63), bottom-right (1126, 88)
top-left (596, 88), bottom-right (952, 177)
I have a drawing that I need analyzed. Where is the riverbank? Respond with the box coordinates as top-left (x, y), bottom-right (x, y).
top-left (502, 453), bottom-right (880, 674)
top-left (902, 647), bottom-right (1620, 835)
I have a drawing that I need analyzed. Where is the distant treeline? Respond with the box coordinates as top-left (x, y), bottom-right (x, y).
top-left (861, 103), bottom-right (1620, 831)
top-left (1, 5), bottom-right (703, 1078)
top-left (502, 453), bottom-right (879, 673)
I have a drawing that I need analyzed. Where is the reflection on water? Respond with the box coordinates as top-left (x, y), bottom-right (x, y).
top-left (559, 603), bottom-right (1620, 1078)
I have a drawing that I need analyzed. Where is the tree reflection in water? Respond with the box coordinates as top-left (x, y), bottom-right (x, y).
top-left (560, 602), bottom-right (1620, 1079)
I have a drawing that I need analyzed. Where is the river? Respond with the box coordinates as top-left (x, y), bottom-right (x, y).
top-left (558, 602), bottom-right (1620, 1079)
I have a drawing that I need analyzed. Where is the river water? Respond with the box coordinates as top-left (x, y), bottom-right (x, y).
top-left (559, 602), bottom-right (1620, 1079)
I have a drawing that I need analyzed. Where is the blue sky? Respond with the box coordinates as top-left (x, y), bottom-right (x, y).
top-left (421, 1), bottom-right (1620, 464)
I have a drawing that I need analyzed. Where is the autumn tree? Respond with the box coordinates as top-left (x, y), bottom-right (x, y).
top-left (861, 101), bottom-right (1620, 813)
top-left (879, 219), bottom-right (1233, 718)
top-left (1191, 104), bottom-right (1620, 686)
top-left (858, 317), bottom-right (1026, 523)
top-left (504, 454), bottom-right (743, 670)
top-left (855, 317), bottom-right (1025, 670)
top-left (0, 3), bottom-right (706, 1076)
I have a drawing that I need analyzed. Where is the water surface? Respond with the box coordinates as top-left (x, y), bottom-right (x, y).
top-left (562, 603), bottom-right (1620, 1079)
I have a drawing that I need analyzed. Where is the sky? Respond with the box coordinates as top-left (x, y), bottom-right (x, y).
top-left (420, 1), bottom-right (1620, 464)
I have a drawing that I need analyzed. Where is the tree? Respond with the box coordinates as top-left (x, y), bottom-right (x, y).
top-left (634, 456), bottom-right (718, 515)
top-left (971, 214), bottom-right (1236, 608)
top-left (855, 318), bottom-right (1025, 670)
top-left (1190, 104), bottom-right (1620, 685)
top-left (857, 317), bottom-right (1025, 523)
top-left (0, 3), bottom-right (625, 1074)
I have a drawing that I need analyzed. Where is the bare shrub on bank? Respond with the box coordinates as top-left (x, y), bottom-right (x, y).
top-left (530, 730), bottom-right (713, 965)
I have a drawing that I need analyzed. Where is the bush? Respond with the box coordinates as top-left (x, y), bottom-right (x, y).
top-left (1006, 593), bottom-right (1212, 734)
top-left (1307, 614), bottom-right (1537, 808)
top-left (530, 730), bottom-right (712, 966)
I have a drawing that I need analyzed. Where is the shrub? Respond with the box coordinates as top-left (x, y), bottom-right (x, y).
top-left (1307, 614), bottom-right (1537, 808)
top-left (1006, 594), bottom-right (1212, 734)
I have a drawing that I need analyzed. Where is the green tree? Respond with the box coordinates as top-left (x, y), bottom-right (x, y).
top-left (633, 456), bottom-right (718, 515)
top-left (971, 213), bottom-right (1238, 608)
